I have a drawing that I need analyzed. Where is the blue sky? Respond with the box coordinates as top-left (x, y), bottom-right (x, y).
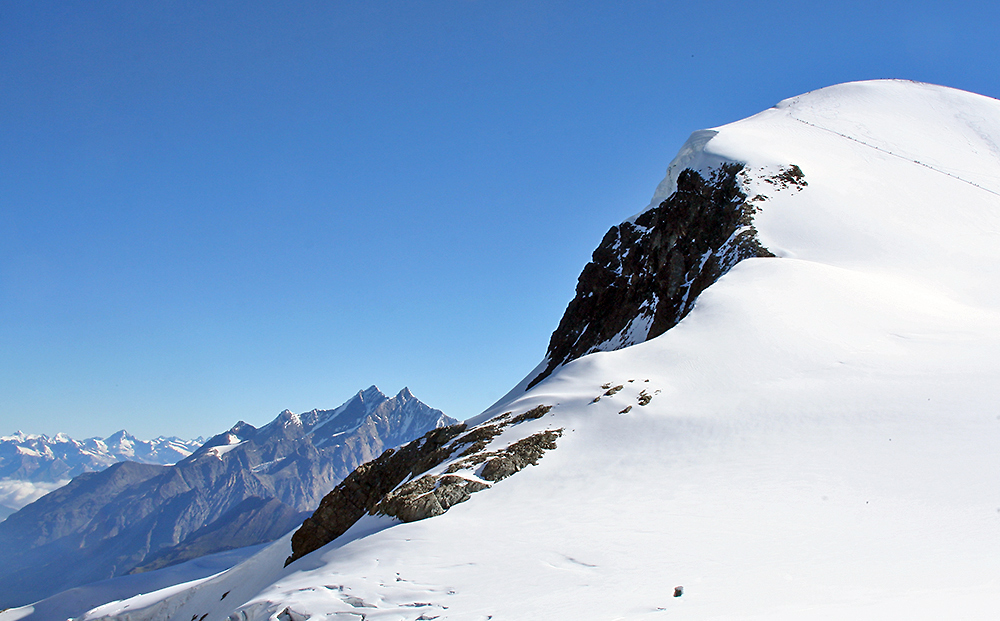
top-left (2, 1), bottom-right (998, 439)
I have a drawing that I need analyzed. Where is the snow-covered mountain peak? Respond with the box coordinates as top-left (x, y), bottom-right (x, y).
top-left (104, 430), bottom-right (136, 455)
top-left (0, 430), bottom-right (203, 520)
top-left (359, 385), bottom-right (386, 403)
top-left (774, 79), bottom-right (1000, 159)
top-left (649, 80), bottom-right (1000, 216)
top-left (29, 81), bottom-right (1000, 620)
top-left (697, 80), bottom-right (1000, 309)
top-left (527, 80), bottom-right (1000, 388)
top-left (277, 410), bottom-right (303, 427)
top-left (228, 421), bottom-right (256, 438)
top-left (642, 128), bottom-right (720, 213)
top-left (0, 430), bottom-right (201, 475)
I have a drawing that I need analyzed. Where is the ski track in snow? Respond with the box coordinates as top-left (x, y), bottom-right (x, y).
top-left (789, 114), bottom-right (1000, 198)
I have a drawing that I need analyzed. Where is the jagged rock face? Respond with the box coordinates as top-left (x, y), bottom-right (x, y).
top-left (529, 164), bottom-right (774, 388)
top-left (286, 424), bottom-right (469, 566)
top-left (287, 405), bottom-right (562, 566)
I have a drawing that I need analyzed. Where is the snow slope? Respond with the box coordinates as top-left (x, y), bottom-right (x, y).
top-left (68, 80), bottom-right (1000, 619)
top-left (0, 544), bottom-right (266, 621)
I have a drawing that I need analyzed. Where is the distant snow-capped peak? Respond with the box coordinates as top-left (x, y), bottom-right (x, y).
top-left (0, 431), bottom-right (204, 512)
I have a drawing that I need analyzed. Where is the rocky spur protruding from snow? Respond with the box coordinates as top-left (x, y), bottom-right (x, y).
top-left (286, 423), bottom-right (469, 566)
top-left (286, 404), bottom-right (560, 566)
top-left (376, 414), bottom-right (561, 523)
top-left (529, 162), bottom-right (781, 388)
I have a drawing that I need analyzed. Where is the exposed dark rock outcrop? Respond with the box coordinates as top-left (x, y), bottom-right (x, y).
top-left (529, 163), bottom-right (776, 388)
top-left (375, 427), bottom-right (562, 523)
top-left (477, 429), bottom-right (562, 482)
top-left (374, 474), bottom-right (491, 524)
top-left (286, 424), bottom-right (468, 566)
top-left (287, 404), bottom-right (560, 566)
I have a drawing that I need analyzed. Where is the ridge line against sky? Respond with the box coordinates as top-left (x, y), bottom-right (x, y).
top-left (2, 0), bottom-right (999, 439)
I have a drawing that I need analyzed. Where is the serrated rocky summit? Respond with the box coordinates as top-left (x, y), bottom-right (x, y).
top-left (0, 386), bottom-right (454, 608)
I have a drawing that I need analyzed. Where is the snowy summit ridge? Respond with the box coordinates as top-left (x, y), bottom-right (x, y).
top-left (17, 80), bottom-right (1000, 620)
top-left (527, 79), bottom-right (1000, 387)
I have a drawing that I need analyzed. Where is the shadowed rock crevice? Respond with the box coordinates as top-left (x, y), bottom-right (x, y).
top-left (529, 163), bottom-right (775, 388)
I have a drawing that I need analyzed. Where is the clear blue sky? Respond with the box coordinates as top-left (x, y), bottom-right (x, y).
top-left (2, 1), bottom-right (998, 440)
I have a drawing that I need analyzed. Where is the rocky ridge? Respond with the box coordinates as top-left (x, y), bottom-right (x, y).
top-left (287, 404), bottom-right (560, 565)
top-left (528, 163), bottom-right (805, 387)
top-left (283, 163), bottom-right (808, 566)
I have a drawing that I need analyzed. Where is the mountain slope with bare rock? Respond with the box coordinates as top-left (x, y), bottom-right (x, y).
top-left (0, 386), bottom-right (454, 608)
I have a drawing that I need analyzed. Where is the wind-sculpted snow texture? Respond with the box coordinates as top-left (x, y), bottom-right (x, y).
top-left (529, 162), bottom-right (778, 387)
top-left (31, 80), bottom-right (1000, 620)
top-left (0, 387), bottom-right (454, 609)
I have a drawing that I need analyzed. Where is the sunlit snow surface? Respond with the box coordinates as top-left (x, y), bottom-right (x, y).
top-left (0, 545), bottom-right (265, 621)
top-left (68, 80), bottom-right (1000, 619)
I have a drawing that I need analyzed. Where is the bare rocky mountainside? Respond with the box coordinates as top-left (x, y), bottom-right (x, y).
top-left (0, 386), bottom-right (454, 608)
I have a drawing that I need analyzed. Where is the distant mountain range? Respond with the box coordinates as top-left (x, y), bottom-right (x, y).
top-left (0, 430), bottom-right (203, 521)
top-left (0, 386), bottom-right (455, 608)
